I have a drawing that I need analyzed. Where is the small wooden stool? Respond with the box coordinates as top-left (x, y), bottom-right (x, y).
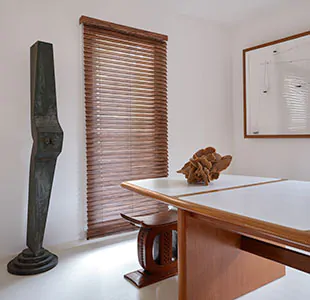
top-left (121, 210), bottom-right (178, 288)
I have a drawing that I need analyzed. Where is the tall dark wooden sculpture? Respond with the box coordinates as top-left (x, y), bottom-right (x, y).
top-left (7, 41), bottom-right (63, 275)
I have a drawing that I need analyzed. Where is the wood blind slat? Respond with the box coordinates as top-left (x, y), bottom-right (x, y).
top-left (82, 19), bottom-right (168, 239)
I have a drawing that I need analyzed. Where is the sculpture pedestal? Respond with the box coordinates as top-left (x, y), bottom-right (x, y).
top-left (7, 248), bottom-right (58, 276)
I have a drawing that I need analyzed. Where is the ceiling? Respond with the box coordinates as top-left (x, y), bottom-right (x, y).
top-left (175, 0), bottom-right (299, 25)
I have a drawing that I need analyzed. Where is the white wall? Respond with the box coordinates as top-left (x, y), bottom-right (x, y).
top-left (231, 2), bottom-right (310, 180)
top-left (0, 0), bottom-right (231, 258)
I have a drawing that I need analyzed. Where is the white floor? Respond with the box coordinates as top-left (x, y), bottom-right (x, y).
top-left (0, 234), bottom-right (309, 300)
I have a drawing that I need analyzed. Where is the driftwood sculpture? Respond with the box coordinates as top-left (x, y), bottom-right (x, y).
top-left (177, 147), bottom-right (232, 185)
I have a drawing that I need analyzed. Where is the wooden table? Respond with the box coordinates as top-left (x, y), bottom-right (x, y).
top-left (121, 174), bottom-right (310, 300)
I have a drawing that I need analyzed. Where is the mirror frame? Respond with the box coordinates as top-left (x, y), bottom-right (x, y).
top-left (243, 30), bottom-right (310, 139)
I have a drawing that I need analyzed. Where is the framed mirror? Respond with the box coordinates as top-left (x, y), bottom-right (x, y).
top-left (243, 31), bottom-right (310, 138)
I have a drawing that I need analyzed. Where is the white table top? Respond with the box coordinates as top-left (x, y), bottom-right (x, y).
top-left (123, 174), bottom-right (310, 250)
top-left (180, 180), bottom-right (310, 231)
top-left (128, 174), bottom-right (281, 197)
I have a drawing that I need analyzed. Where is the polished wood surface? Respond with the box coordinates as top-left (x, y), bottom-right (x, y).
top-left (180, 211), bottom-right (285, 300)
top-left (121, 212), bottom-right (177, 288)
top-left (121, 181), bottom-right (310, 252)
top-left (121, 176), bottom-right (309, 299)
top-left (178, 210), bottom-right (187, 300)
top-left (79, 15), bottom-right (168, 41)
top-left (125, 268), bottom-right (177, 289)
top-left (120, 210), bottom-right (177, 228)
top-left (241, 236), bottom-right (310, 274)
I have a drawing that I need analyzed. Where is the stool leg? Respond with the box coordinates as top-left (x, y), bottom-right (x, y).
top-left (124, 225), bottom-right (178, 288)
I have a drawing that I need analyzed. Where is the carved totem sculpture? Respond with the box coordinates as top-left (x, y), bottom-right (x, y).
top-left (7, 41), bottom-right (63, 275)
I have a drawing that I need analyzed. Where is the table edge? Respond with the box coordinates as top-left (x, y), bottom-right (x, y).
top-left (121, 181), bottom-right (310, 252)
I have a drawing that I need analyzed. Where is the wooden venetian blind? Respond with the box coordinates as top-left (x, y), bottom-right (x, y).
top-left (80, 16), bottom-right (168, 239)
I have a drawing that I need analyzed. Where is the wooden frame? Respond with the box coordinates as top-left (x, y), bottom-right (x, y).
top-left (243, 30), bottom-right (310, 139)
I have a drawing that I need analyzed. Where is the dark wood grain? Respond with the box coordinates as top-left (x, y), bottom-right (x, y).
top-left (80, 15), bottom-right (168, 42)
top-left (181, 211), bottom-right (285, 300)
top-left (122, 212), bottom-right (177, 288)
top-left (120, 210), bottom-right (177, 228)
top-left (241, 236), bottom-right (310, 274)
top-left (178, 210), bottom-right (187, 300)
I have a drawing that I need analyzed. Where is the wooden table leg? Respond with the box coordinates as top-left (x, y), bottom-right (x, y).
top-left (177, 210), bottom-right (285, 300)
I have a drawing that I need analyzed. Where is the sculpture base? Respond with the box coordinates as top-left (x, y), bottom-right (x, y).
top-left (7, 248), bottom-right (58, 276)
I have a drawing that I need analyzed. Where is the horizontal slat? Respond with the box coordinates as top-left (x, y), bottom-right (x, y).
top-left (86, 169), bottom-right (167, 180)
top-left (86, 114), bottom-right (167, 121)
top-left (84, 67), bottom-right (167, 84)
top-left (86, 144), bottom-right (168, 152)
top-left (84, 63), bottom-right (167, 81)
top-left (85, 99), bottom-right (167, 110)
top-left (85, 106), bottom-right (167, 115)
top-left (83, 52), bottom-right (166, 73)
top-left (88, 205), bottom-right (168, 218)
top-left (85, 118), bottom-right (167, 126)
top-left (83, 31), bottom-right (167, 54)
top-left (83, 46), bottom-right (166, 67)
top-left (86, 174), bottom-right (163, 187)
top-left (85, 77), bottom-right (167, 91)
top-left (86, 127), bottom-right (167, 134)
top-left (85, 75), bottom-right (167, 90)
top-left (87, 199), bottom-right (156, 212)
top-left (85, 65), bottom-right (167, 82)
top-left (87, 192), bottom-right (161, 208)
top-left (85, 89), bottom-right (166, 99)
top-left (88, 206), bottom-right (168, 223)
top-left (87, 198), bottom-right (160, 212)
top-left (86, 148), bottom-right (168, 156)
top-left (85, 92), bottom-right (167, 103)
top-left (83, 54), bottom-right (166, 73)
top-left (85, 85), bottom-right (167, 95)
top-left (83, 38), bottom-right (157, 59)
top-left (86, 64), bottom-right (167, 82)
top-left (86, 166), bottom-right (167, 176)
top-left (86, 149), bottom-right (167, 158)
top-left (87, 224), bottom-right (137, 240)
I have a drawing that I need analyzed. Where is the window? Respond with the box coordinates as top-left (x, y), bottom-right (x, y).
top-left (80, 16), bottom-right (168, 239)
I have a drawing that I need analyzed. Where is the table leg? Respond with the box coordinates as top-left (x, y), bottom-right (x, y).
top-left (177, 210), bottom-right (285, 300)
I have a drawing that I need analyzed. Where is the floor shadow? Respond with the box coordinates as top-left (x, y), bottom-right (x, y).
top-left (138, 276), bottom-right (178, 300)
top-left (0, 258), bottom-right (28, 291)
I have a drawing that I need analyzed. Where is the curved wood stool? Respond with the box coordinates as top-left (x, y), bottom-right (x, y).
top-left (121, 210), bottom-right (178, 288)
